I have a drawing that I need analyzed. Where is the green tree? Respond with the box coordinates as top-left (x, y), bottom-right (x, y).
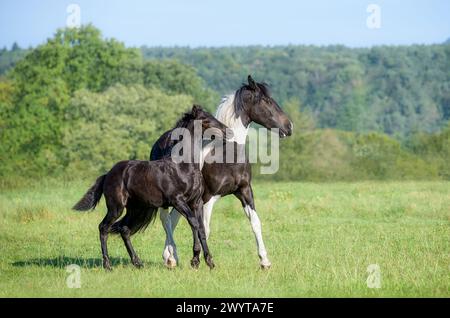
top-left (141, 44), bottom-right (450, 136)
top-left (142, 59), bottom-right (218, 111)
top-left (0, 25), bottom-right (210, 176)
top-left (62, 84), bottom-right (192, 173)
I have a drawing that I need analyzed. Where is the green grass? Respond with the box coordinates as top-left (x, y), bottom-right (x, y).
top-left (0, 180), bottom-right (449, 297)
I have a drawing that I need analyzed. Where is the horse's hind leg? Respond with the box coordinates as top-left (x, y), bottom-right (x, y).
top-left (119, 225), bottom-right (143, 268)
top-left (117, 205), bottom-right (157, 268)
top-left (99, 204), bottom-right (124, 271)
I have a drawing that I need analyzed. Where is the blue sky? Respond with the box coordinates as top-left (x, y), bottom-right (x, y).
top-left (1, 0), bottom-right (449, 48)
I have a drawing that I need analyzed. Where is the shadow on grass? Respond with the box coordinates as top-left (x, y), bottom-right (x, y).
top-left (12, 255), bottom-right (161, 269)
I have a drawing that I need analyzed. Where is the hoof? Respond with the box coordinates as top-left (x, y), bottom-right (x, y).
top-left (206, 256), bottom-right (215, 270)
top-left (190, 258), bottom-right (200, 269)
top-left (103, 260), bottom-right (112, 271)
top-left (165, 257), bottom-right (177, 269)
top-left (260, 260), bottom-right (272, 270)
top-left (132, 258), bottom-right (144, 269)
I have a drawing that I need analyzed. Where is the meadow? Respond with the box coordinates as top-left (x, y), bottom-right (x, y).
top-left (0, 179), bottom-right (448, 297)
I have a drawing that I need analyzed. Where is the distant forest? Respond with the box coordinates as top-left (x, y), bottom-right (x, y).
top-left (0, 25), bottom-right (448, 181)
top-left (141, 44), bottom-right (450, 137)
top-left (2, 39), bottom-right (449, 137)
top-left (2, 40), bottom-right (449, 137)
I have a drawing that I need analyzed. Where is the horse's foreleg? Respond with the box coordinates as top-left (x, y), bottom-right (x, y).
top-left (196, 202), bottom-right (215, 269)
top-left (203, 195), bottom-right (220, 239)
top-left (160, 208), bottom-right (180, 268)
top-left (235, 186), bottom-right (271, 269)
top-left (173, 200), bottom-right (214, 269)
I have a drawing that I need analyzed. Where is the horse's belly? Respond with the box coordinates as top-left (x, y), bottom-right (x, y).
top-left (203, 162), bottom-right (250, 196)
top-left (129, 183), bottom-right (165, 207)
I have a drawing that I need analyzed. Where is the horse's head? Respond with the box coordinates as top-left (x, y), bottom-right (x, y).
top-left (191, 104), bottom-right (233, 140)
top-left (236, 75), bottom-right (293, 138)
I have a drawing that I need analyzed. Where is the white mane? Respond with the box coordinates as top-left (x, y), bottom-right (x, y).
top-left (199, 93), bottom-right (249, 168)
top-left (215, 94), bottom-right (249, 145)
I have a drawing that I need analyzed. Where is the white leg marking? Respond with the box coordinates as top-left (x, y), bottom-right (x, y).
top-left (203, 195), bottom-right (220, 240)
top-left (160, 208), bottom-right (178, 267)
top-left (244, 205), bottom-right (271, 268)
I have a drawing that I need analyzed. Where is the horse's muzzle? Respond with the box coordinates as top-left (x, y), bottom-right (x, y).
top-left (279, 122), bottom-right (293, 138)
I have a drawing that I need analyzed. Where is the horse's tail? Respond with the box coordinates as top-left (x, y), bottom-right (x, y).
top-left (73, 175), bottom-right (106, 211)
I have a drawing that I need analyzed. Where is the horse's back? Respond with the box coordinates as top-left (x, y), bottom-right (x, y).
top-left (125, 159), bottom-right (202, 207)
top-left (124, 160), bottom-right (167, 207)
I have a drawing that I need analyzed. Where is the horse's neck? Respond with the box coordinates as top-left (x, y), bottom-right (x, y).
top-left (228, 117), bottom-right (249, 145)
top-left (191, 133), bottom-right (209, 171)
top-left (197, 93), bottom-right (251, 168)
top-left (215, 94), bottom-right (249, 145)
top-left (199, 141), bottom-right (215, 170)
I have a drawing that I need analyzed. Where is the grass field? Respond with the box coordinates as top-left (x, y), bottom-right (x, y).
top-left (0, 179), bottom-right (448, 297)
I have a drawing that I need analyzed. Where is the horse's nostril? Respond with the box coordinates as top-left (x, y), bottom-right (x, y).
top-left (288, 121), bottom-right (293, 135)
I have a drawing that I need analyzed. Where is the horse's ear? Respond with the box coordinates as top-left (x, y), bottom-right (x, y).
top-left (248, 75), bottom-right (257, 90)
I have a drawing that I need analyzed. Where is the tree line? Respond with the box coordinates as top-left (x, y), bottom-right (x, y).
top-left (0, 25), bottom-right (448, 182)
top-left (141, 43), bottom-right (450, 137)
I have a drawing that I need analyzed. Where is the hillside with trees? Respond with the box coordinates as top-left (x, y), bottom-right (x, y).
top-left (0, 43), bottom-right (30, 75)
top-left (0, 25), bottom-right (214, 178)
top-left (142, 44), bottom-right (450, 137)
top-left (0, 25), bottom-right (448, 181)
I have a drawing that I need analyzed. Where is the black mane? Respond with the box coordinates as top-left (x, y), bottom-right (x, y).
top-left (174, 110), bottom-right (196, 129)
top-left (173, 105), bottom-right (208, 129)
top-left (150, 106), bottom-right (205, 160)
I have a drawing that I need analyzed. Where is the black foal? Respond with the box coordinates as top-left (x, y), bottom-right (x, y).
top-left (73, 105), bottom-right (230, 270)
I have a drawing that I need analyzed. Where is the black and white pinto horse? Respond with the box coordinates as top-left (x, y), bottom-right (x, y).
top-left (150, 76), bottom-right (293, 269)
